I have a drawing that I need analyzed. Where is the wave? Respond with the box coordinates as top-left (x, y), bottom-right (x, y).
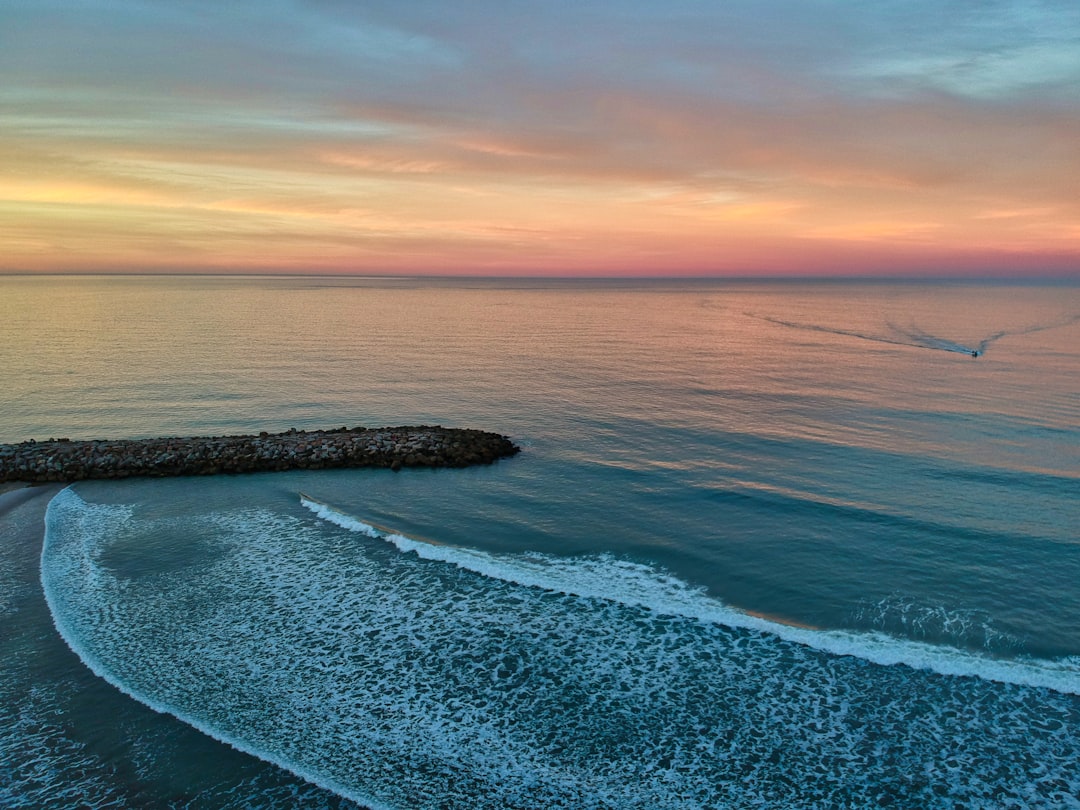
top-left (41, 488), bottom-right (395, 810)
top-left (42, 488), bottom-right (1080, 808)
top-left (302, 494), bottom-right (1080, 695)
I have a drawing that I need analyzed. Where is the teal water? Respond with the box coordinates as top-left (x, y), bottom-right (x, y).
top-left (2, 275), bottom-right (1079, 808)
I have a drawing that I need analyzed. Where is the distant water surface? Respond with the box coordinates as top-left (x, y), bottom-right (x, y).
top-left (2, 275), bottom-right (1078, 808)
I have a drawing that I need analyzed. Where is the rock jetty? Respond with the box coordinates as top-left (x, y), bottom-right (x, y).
top-left (0, 426), bottom-right (520, 484)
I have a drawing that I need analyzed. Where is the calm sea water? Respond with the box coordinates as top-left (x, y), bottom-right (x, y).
top-left (1, 275), bottom-right (1078, 808)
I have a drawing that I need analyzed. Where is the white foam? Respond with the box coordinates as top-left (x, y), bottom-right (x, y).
top-left (40, 488), bottom-right (1080, 809)
top-left (42, 488), bottom-right (396, 810)
top-left (302, 494), bottom-right (1080, 695)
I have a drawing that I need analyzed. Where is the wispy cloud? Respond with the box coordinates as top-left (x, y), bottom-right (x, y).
top-left (2, 0), bottom-right (1078, 274)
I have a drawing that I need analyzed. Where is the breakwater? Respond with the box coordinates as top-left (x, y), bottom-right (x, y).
top-left (0, 426), bottom-right (520, 483)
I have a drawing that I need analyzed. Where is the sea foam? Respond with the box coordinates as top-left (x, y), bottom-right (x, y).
top-left (41, 488), bottom-right (1080, 809)
top-left (302, 495), bottom-right (1080, 696)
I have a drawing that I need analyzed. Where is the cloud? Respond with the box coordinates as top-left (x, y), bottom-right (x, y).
top-left (1, 0), bottom-right (1078, 274)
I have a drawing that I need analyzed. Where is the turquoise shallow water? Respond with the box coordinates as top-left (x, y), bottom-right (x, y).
top-left (3, 275), bottom-right (1080, 807)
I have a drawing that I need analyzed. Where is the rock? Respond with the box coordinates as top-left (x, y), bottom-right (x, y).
top-left (0, 426), bottom-right (520, 483)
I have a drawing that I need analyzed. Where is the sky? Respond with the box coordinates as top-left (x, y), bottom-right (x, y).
top-left (2, 0), bottom-right (1079, 277)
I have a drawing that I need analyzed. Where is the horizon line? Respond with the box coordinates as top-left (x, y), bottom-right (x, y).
top-left (1, 270), bottom-right (1078, 284)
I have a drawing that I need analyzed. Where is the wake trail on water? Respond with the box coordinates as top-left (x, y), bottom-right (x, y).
top-left (300, 495), bottom-right (1080, 696)
top-left (970, 313), bottom-right (1080, 354)
top-left (748, 312), bottom-right (1080, 357)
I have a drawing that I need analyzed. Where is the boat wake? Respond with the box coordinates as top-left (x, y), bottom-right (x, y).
top-left (748, 312), bottom-right (1080, 358)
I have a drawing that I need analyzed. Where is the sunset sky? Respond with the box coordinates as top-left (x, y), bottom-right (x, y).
top-left (3, 1), bottom-right (1079, 276)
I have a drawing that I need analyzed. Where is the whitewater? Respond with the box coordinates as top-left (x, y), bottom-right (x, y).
top-left (37, 485), bottom-right (1080, 808)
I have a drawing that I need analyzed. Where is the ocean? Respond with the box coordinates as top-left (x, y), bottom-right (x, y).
top-left (1, 274), bottom-right (1077, 809)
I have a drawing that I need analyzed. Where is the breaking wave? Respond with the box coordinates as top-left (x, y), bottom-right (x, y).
top-left (42, 488), bottom-right (1080, 809)
top-left (302, 495), bottom-right (1080, 695)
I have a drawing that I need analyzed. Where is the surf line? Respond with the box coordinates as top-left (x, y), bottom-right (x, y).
top-left (298, 495), bottom-right (1080, 695)
top-left (299, 492), bottom-right (421, 543)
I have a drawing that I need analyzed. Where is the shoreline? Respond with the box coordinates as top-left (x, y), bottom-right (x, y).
top-left (0, 481), bottom-right (61, 517)
top-left (2, 480), bottom-right (365, 808)
top-left (0, 425), bottom-right (519, 484)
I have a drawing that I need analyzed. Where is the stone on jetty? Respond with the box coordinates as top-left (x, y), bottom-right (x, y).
top-left (0, 426), bottom-right (520, 484)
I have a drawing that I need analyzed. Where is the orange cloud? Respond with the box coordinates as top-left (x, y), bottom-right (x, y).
top-left (2, 2), bottom-right (1078, 276)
